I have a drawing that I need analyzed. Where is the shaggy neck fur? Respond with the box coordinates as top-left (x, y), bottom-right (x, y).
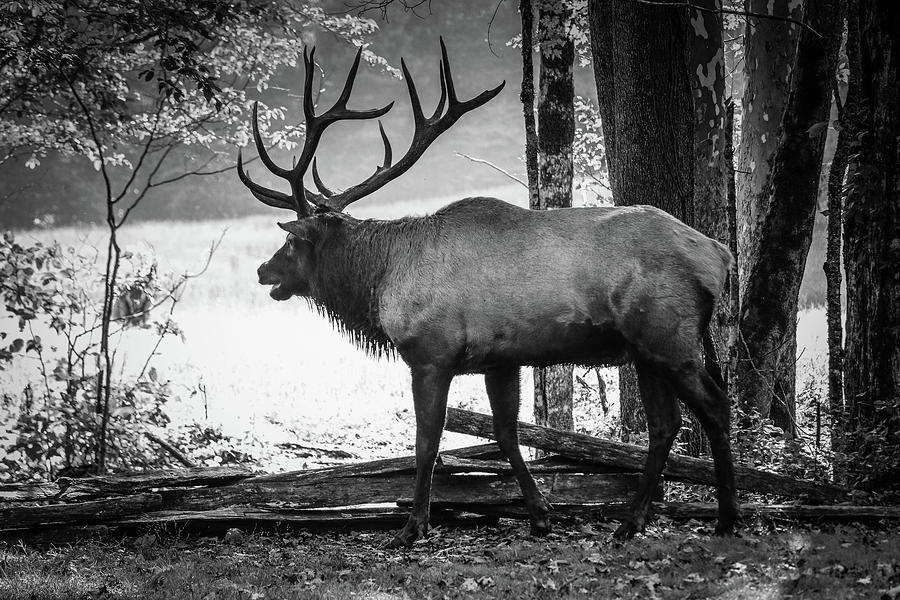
top-left (309, 214), bottom-right (437, 357)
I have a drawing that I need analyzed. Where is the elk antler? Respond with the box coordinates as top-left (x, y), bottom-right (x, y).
top-left (237, 46), bottom-right (394, 217)
top-left (319, 38), bottom-right (506, 211)
top-left (237, 39), bottom-right (505, 216)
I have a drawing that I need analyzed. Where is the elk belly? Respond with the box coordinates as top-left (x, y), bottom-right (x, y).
top-left (458, 312), bottom-right (632, 372)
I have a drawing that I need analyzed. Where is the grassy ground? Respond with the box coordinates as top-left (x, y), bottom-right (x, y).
top-left (1, 519), bottom-right (898, 599)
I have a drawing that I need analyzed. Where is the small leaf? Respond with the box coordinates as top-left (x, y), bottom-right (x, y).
top-left (9, 338), bottom-right (24, 353)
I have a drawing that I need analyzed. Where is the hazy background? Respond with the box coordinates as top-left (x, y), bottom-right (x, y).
top-left (0, 1), bottom-right (828, 470)
top-left (0, 0), bottom-right (599, 228)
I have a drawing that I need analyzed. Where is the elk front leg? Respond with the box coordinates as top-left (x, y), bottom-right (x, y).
top-left (614, 362), bottom-right (681, 540)
top-left (389, 365), bottom-right (452, 548)
top-left (485, 366), bottom-right (551, 535)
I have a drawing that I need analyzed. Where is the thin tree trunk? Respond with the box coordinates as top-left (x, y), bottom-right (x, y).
top-left (724, 99), bottom-right (740, 404)
top-left (734, 0), bottom-right (803, 432)
top-left (520, 0), bottom-right (539, 210)
top-left (588, 0), bottom-right (694, 443)
top-left (533, 0), bottom-right (575, 434)
top-left (827, 0), bottom-right (859, 482)
top-left (843, 0), bottom-right (900, 493)
top-left (736, 0), bottom-right (844, 438)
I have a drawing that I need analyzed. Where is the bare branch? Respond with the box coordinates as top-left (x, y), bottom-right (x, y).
top-left (454, 151), bottom-right (527, 187)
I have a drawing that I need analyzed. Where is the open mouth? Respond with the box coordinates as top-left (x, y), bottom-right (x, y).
top-left (268, 282), bottom-right (292, 301)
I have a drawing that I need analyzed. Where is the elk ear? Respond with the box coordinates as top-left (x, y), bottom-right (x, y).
top-left (278, 220), bottom-right (318, 242)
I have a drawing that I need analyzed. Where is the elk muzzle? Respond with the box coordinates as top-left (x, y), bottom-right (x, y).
top-left (257, 262), bottom-right (292, 301)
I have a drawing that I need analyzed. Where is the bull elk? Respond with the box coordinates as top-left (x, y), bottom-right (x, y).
top-left (238, 41), bottom-right (738, 547)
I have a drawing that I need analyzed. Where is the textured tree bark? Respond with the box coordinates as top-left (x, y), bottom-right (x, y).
top-left (532, 0), bottom-right (575, 435)
top-left (826, 0), bottom-right (858, 476)
top-left (520, 0), bottom-right (539, 210)
top-left (588, 0), bottom-right (694, 443)
top-left (843, 0), bottom-right (900, 492)
top-left (734, 0), bottom-right (803, 432)
top-left (724, 100), bottom-right (740, 400)
top-left (735, 0), bottom-right (843, 436)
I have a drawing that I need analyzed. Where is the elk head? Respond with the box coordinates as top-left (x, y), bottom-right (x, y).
top-left (237, 40), bottom-right (504, 301)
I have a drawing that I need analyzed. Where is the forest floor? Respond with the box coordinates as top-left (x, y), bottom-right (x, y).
top-left (1, 517), bottom-right (899, 600)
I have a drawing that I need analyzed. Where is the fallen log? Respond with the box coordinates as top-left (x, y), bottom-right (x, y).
top-left (0, 482), bottom-right (61, 503)
top-left (163, 472), bottom-right (644, 511)
top-left (0, 447), bottom-right (501, 504)
top-left (0, 506), bottom-right (497, 545)
top-left (249, 443), bottom-right (502, 484)
top-left (445, 407), bottom-right (849, 503)
top-left (0, 493), bottom-right (163, 529)
top-left (0, 466), bottom-right (254, 504)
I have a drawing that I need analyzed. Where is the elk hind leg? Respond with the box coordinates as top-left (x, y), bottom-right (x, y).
top-left (614, 362), bottom-right (681, 540)
top-left (485, 366), bottom-right (551, 535)
top-left (389, 365), bottom-right (453, 548)
top-left (670, 361), bottom-right (739, 535)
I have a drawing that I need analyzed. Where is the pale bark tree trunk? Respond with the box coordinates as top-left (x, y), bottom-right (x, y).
top-left (734, 0), bottom-right (803, 433)
top-left (588, 0), bottom-right (694, 443)
top-left (688, 0), bottom-right (729, 456)
top-left (843, 0), bottom-right (900, 493)
top-left (736, 0), bottom-right (844, 437)
top-left (533, 0), bottom-right (575, 433)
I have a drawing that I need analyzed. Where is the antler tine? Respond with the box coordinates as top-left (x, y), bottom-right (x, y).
top-left (311, 157), bottom-right (335, 197)
top-left (377, 121), bottom-right (393, 170)
top-left (303, 46), bottom-right (316, 124)
top-left (439, 36), bottom-right (505, 118)
top-left (401, 58), bottom-right (426, 128)
top-left (438, 38), bottom-right (458, 105)
top-left (430, 59), bottom-right (447, 121)
top-left (251, 102), bottom-right (290, 179)
top-left (321, 47), bottom-right (395, 122)
top-left (236, 150), bottom-right (297, 211)
top-left (332, 46), bottom-right (363, 111)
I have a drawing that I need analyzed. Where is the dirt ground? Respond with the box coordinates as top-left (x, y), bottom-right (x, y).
top-left (1, 516), bottom-right (899, 599)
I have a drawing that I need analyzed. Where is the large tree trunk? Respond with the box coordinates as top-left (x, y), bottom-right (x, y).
top-left (532, 0), bottom-right (576, 434)
top-left (843, 0), bottom-right (900, 493)
top-left (734, 0), bottom-right (803, 432)
top-left (588, 0), bottom-right (694, 443)
top-left (735, 0), bottom-right (844, 436)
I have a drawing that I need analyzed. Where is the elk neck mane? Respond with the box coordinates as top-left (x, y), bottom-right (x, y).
top-left (308, 213), bottom-right (439, 358)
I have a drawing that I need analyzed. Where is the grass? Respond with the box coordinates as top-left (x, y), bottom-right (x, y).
top-left (1, 519), bottom-right (898, 599)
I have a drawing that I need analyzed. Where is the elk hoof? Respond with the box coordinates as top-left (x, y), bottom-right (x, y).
top-left (384, 534), bottom-right (413, 549)
top-left (530, 518), bottom-right (551, 537)
top-left (714, 521), bottom-right (736, 537)
top-left (613, 520), bottom-right (640, 541)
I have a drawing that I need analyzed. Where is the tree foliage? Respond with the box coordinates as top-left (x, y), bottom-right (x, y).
top-left (0, 0), bottom-right (388, 168)
top-left (0, 233), bottom-right (181, 480)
